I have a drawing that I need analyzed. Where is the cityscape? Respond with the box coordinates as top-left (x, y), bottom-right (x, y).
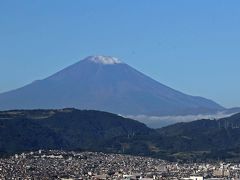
top-left (1, 1), bottom-right (240, 179)
top-left (1, 150), bottom-right (240, 180)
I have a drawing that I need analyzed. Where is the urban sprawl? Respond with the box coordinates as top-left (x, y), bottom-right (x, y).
top-left (0, 150), bottom-right (240, 180)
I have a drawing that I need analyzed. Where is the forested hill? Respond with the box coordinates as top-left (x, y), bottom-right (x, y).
top-left (0, 109), bottom-right (151, 155)
top-left (1, 109), bottom-right (240, 162)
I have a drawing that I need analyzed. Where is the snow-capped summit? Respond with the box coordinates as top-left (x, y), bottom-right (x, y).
top-left (86, 55), bottom-right (123, 65)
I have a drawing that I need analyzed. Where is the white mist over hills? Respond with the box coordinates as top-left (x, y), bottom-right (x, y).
top-left (0, 56), bottom-right (226, 119)
top-left (127, 112), bottom-right (235, 128)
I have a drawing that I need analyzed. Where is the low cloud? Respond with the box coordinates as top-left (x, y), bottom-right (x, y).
top-left (126, 112), bottom-right (234, 129)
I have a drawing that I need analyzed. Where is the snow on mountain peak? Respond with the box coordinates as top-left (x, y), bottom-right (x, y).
top-left (86, 55), bottom-right (123, 65)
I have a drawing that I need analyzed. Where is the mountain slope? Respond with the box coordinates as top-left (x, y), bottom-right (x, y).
top-left (153, 113), bottom-right (240, 160)
top-left (0, 108), bottom-right (151, 154)
top-left (0, 55), bottom-right (224, 116)
top-left (109, 113), bottom-right (240, 161)
top-left (1, 109), bottom-right (240, 161)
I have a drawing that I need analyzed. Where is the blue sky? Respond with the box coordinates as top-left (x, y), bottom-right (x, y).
top-left (0, 0), bottom-right (240, 108)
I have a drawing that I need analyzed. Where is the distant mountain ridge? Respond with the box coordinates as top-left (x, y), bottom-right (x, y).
top-left (1, 109), bottom-right (240, 161)
top-left (0, 55), bottom-right (224, 116)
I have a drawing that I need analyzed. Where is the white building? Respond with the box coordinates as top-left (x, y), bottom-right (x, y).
top-left (183, 176), bottom-right (204, 180)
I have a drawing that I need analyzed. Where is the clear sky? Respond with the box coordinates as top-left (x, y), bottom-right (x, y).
top-left (0, 0), bottom-right (240, 108)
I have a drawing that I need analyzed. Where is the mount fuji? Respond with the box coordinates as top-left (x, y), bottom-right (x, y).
top-left (0, 55), bottom-right (224, 116)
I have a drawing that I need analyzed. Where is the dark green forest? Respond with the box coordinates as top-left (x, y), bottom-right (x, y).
top-left (1, 108), bottom-right (240, 162)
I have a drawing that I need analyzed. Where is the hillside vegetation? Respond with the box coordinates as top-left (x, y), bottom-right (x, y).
top-left (1, 109), bottom-right (240, 162)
